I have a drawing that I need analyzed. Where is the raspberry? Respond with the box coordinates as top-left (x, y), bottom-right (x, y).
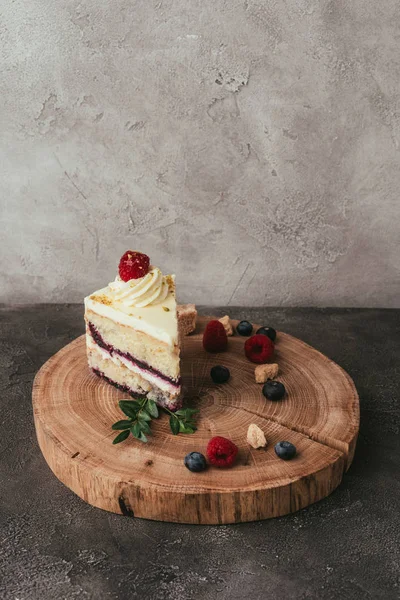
top-left (203, 320), bottom-right (228, 353)
top-left (206, 436), bottom-right (238, 468)
top-left (244, 334), bottom-right (274, 364)
top-left (118, 251), bottom-right (150, 281)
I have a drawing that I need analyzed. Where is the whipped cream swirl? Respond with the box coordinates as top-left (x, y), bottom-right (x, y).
top-left (108, 267), bottom-right (170, 308)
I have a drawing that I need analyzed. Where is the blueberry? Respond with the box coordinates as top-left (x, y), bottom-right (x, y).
top-left (210, 365), bottom-right (230, 384)
top-left (274, 441), bottom-right (297, 460)
top-left (184, 452), bottom-right (207, 472)
top-left (262, 380), bottom-right (286, 401)
top-left (256, 326), bottom-right (277, 342)
top-left (236, 320), bottom-right (253, 336)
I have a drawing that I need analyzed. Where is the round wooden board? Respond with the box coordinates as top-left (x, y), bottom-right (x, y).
top-left (33, 317), bottom-right (359, 524)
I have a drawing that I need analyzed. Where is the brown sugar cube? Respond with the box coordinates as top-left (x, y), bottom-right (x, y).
top-left (177, 304), bottom-right (197, 336)
top-left (218, 315), bottom-right (233, 336)
top-left (254, 363), bottom-right (279, 383)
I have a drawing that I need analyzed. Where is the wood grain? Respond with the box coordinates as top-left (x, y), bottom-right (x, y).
top-left (32, 317), bottom-right (359, 524)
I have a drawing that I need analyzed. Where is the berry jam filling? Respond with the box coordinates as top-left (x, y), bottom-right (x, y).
top-left (88, 322), bottom-right (181, 387)
top-left (89, 322), bottom-right (113, 354)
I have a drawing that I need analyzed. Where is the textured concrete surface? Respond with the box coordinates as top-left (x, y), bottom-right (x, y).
top-left (0, 305), bottom-right (399, 599)
top-left (1, 1), bottom-right (400, 307)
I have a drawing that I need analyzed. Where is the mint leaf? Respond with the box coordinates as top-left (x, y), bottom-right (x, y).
top-left (119, 400), bottom-right (140, 418)
top-left (138, 410), bottom-right (152, 422)
top-left (131, 422), bottom-right (142, 439)
top-left (179, 422), bottom-right (196, 434)
top-left (138, 419), bottom-right (151, 435)
top-left (146, 400), bottom-right (159, 418)
top-left (139, 432), bottom-right (148, 443)
top-left (170, 415), bottom-right (180, 435)
top-left (112, 419), bottom-right (132, 430)
top-left (175, 408), bottom-right (198, 417)
top-left (112, 430), bottom-right (130, 444)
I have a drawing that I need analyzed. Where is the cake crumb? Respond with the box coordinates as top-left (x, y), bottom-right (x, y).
top-left (218, 315), bottom-right (233, 336)
top-left (90, 294), bottom-right (113, 306)
top-left (255, 363), bottom-right (279, 383)
top-left (177, 304), bottom-right (197, 336)
top-left (166, 274), bottom-right (175, 294)
top-left (247, 424), bottom-right (267, 448)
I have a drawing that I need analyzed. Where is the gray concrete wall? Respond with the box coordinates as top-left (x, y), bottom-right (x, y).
top-left (1, 0), bottom-right (399, 307)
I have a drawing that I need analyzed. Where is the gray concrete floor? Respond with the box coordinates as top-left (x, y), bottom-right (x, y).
top-left (0, 305), bottom-right (399, 599)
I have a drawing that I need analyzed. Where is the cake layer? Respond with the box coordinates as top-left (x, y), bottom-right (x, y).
top-left (86, 333), bottom-right (180, 393)
top-left (85, 309), bottom-right (180, 381)
top-left (88, 343), bottom-right (182, 411)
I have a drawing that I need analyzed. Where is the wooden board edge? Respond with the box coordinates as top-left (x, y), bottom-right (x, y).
top-left (34, 408), bottom-right (346, 524)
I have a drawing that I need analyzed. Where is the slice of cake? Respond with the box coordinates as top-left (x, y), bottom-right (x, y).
top-left (84, 251), bottom-right (181, 410)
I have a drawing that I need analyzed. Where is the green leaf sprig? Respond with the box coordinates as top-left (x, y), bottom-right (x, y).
top-left (164, 407), bottom-right (198, 436)
top-left (112, 399), bottom-right (198, 444)
top-left (112, 398), bottom-right (159, 444)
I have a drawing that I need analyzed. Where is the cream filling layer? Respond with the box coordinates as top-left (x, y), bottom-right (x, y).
top-left (87, 336), bottom-right (179, 395)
